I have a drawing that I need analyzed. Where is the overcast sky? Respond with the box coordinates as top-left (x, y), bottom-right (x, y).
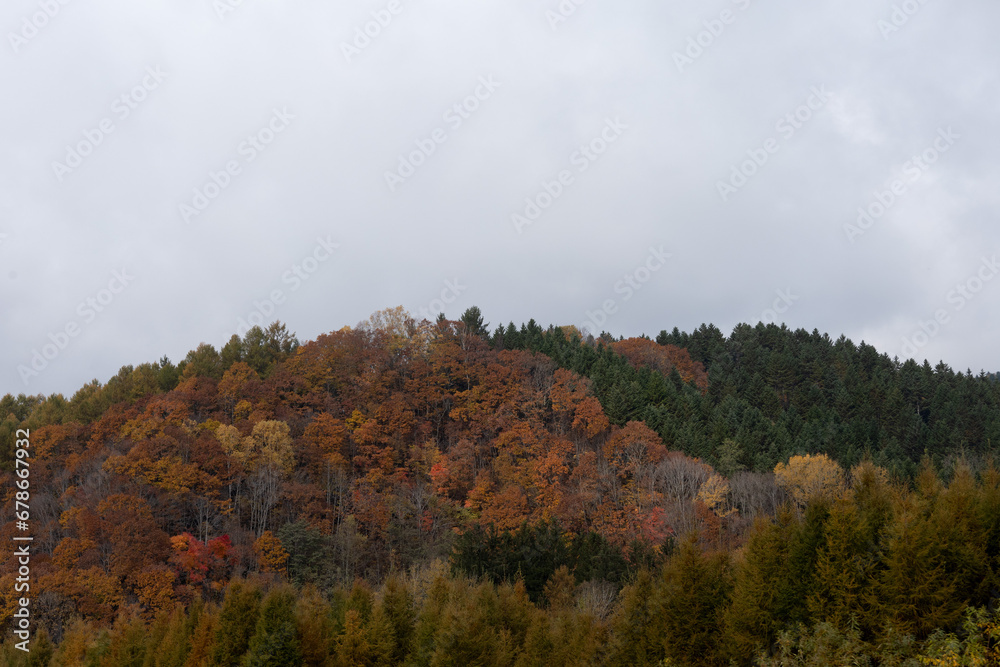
top-left (2, 0), bottom-right (999, 397)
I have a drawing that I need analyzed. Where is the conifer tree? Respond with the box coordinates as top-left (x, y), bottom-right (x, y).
top-left (332, 609), bottom-right (372, 667)
top-left (407, 573), bottom-right (451, 666)
top-left (142, 609), bottom-right (172, 666)
top-left (778, 500), bottom-right (828, 627)
top-left (606, 570), bottom-right (664, 666)
top-left (379, 575), bottom-right (415, 664)
top-left (542, 566), bottom-right (576, 611)
top-left (517, 610), bottom-right (555, 667)
top-left (428, 581), bottom-right (505, 667)
top-left (933, 460), bottom-right (992, 608)
top-left (242, 586), bottom-right (302, 667)
top-left (657, 535), bottom-right (731, 666)
top-left (156, 601), bottom-right (199, 667)
top-left (26, 626), bottom-right (54, 667)
top-left (103, 614), bottom-right (146, 667)
top-left (185, 601), bottom-right (219, 667)
top-left (460, 306), bottom-right (490, 339)
top-left (208, 581), bottom-right (262, 667)
top-left (876, 495), bottom-right (960, 637)
top-left (331, 607), bottom-right (393, 667)
top-left (294, 585), bottom-right (334, 667)
top-left (807, 499), bottom-right (874, 634)
top-left (724, 515), bottom-right (793, 662)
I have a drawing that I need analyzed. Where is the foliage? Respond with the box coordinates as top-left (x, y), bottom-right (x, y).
top-left (2, 310), bottom-right (1000, 664)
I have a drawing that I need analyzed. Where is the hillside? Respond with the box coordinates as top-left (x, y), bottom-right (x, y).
top-left (2, 306), bottom-right (1000, 665)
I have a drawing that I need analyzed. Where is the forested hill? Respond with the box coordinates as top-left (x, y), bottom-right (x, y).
top-left (3, 307), bottom-right (1000, 664)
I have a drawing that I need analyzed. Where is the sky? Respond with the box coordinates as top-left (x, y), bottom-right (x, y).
top-left (2, 0), bottom-right (999, 397)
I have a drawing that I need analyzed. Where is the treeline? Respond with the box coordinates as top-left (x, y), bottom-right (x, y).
top-left (7, 311), bottom-right (999, 480)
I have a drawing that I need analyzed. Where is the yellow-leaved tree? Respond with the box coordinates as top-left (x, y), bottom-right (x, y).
top-left (361, 305), bottom-right (431, 357)
top-left (697, 473), bottom-right (736, 518)
top-left (773, 453), bottom-right (845, 507)
top-left (254, 530), bottom-right (289, 574)
top-left (216, 420), bottom-right (295, 536)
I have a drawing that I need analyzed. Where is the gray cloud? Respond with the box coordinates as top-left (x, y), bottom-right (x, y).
top-left (2, 0), bottom-right (999, 395)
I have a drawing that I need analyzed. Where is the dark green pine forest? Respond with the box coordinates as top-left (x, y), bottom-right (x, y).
top-left (495, 318), bottom-right (1000, 478)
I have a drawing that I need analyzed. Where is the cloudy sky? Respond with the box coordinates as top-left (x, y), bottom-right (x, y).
top-left (2, 0), bottom-right (998, 397)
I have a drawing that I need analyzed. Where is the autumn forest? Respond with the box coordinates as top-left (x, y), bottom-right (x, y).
top-left (3, 306), bottom-right (1000, 665)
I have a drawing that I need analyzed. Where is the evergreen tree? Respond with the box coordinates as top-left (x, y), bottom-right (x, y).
top-left (460, 306), bottom-right (490, 339)
top-left (778, 500), bottom-right (828, 626)
top-left (242, 586), bottom-right (302, 667)
top-left (331, 608), bottom-right (387, 667)
top-left (26, 626), bottom-right (54, 667)
top-left (875, 468), bottom-right (962, 638)
top-left (208, 581), bottom-right (262, 666)
top-left (294, 585), bottom-right (335, 667)
top-left (656, 535), bottom-right (731, 666)
top-left (103, 614), bottom-right (146, 667)
top-left (156, 355), bottom-right (181, 392)
top-left (724, 515), bottom-right (794, 662)
top-left (185, 602), bottom-right (219, 667)
top-left (156, 600), bottom-right (200, 667)
top-left (379, 575), bottom-right (415, 664)
top-left (807, 499), bottom-right (876, 635)
top-left (277, 520), bottom-right (331, 587)
top-left (606, 570), bottom-right (664, 666)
